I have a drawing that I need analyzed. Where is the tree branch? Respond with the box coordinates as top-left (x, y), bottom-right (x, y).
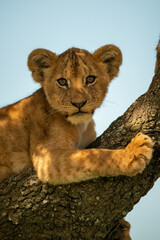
top-left (0, 41), bottom-right (160, 240)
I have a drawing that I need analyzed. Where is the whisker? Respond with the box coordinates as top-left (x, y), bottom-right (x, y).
top-left (46, 100), bottom-right (104, 116)
top-left (105, 99), bottom-right (118, 106)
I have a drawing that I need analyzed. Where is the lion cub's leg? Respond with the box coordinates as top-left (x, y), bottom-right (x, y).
top-left (0, 166), bottom-right (13, 182)
top-left (0, 152), bottom-right (32, 182)
top-left (119, 218), bottom-right (131, 240)
top-left (110, 218), bottom-right (131, 240)
top-left (123, 132), bottom-right (154, 176)
top-left (32, 133), bottom-right (154, 185)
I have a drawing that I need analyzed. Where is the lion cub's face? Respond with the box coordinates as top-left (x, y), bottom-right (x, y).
top-left (28, 45), bottom-right (122, 124)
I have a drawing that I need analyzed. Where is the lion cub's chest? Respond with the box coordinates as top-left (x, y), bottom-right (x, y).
top-left (76, 122), bottom-right (91, 149)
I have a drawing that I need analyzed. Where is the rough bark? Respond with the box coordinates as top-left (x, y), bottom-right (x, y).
top-left (0, 41), bottom-right (160, 240)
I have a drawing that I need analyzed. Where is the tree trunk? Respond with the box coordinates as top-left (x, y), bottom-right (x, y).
top-left (0, 41), bottom-right (160, 240)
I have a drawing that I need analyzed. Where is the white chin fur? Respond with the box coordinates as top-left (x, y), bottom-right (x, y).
top-left (67, 113), bottom-right (92, 125)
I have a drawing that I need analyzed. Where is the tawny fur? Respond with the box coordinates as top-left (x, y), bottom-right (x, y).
top-left (0, 45), bottom-right (154, 185)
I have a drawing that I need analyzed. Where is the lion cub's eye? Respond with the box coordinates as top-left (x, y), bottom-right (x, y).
top-left (57, 78), bottom-right (68, 87)
top-left (86, 75), bottom-right (96, 85)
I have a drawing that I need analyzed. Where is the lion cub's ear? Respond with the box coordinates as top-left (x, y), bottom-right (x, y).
top-left (28, 49), bottom-right (57, 83)
top-left (92, 45), bottom-right (122, 80)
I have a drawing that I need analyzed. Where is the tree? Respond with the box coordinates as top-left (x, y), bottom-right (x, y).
top-left (0, 41), bottom-right (160, 240)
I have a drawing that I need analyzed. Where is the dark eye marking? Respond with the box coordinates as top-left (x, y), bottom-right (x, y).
top-left (86, 75), bottom-right (96, 85)
top-left (57, 78), bottom-right (68, 87)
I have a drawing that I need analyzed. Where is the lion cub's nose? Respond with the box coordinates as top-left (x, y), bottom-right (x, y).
top-left (71, 100), bottom-right (87, 109)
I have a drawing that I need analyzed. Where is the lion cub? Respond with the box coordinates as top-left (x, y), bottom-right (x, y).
top-left (0, 45), bottom-right (154, 184)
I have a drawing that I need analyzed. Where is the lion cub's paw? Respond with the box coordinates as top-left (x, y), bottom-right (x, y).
top-left (125, 132), bottom-right (154, 176)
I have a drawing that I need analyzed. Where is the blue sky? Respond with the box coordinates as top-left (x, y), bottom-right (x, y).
top-left (0, 0), bottom-right (160, 239)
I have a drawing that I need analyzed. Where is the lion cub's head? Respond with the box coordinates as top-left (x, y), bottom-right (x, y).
top-left (28, 45), bottom-right (122, 124)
